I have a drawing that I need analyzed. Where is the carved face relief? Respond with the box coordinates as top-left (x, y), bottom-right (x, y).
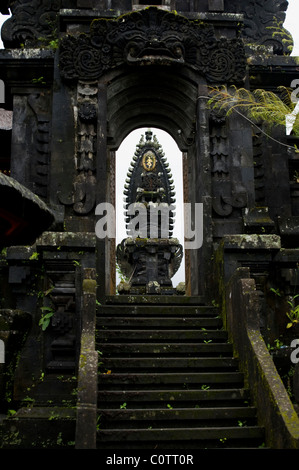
top-left (59, 7), bottom-right (246, 83)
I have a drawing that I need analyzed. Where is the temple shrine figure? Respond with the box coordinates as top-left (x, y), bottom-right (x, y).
top-left (116, 130), bottom-right (183, 294)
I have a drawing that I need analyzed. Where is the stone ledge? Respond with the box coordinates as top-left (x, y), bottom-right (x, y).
top-left (36, 231), bottom-right (96, 250)
top-left (221, 234), bottom-right (281, 250)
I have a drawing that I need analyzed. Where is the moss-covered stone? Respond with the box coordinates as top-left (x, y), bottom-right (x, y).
top-left (83, 279), bottom-right (97, 295)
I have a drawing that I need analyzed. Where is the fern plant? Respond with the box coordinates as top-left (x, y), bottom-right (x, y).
top-left (207, 85), bottom-right (299, 140)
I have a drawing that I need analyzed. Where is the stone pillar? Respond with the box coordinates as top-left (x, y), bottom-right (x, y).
top-left (194, 81), bottom-right (212, 298)
top-left (96, 83), bottom-right (109, 300)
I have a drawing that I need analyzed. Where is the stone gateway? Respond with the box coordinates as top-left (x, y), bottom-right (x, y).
top-left (0, 0), bottom-right (298, 450)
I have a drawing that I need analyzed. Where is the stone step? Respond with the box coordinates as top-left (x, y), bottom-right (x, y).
top-left (104, 295), bottom-right (206, 305)
top-left (97, 388), bottom-right (250, 408)
top-left (97, 426), bottom-right (265, 449)
top-left (0, 407), bottom-right (76, 449)
top-left (97, 406), bottom-right (258, 429)
top-left (96, 302), bottom-right (265, 449)
top-left (98, 372), bottom-right (244, 390)
top-left (98, 342), bottom-right (233, 356)
top-left (99, 356), bottom-right (239, 372)
top-left (97, 316), bottom-right (223, 329)
top-left (98, 305), bottom-right (219, 317)
top-left (96, 329), bottom-right (228, 342)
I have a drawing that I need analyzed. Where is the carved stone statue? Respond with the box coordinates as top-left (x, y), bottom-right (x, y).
top-left (116, 130), bottom-right (183, 294)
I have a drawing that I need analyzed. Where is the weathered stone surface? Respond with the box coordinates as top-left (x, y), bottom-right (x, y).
top-left (0, 0), bottom-right (298, 451)
top-left (59, 8), bottom-right (246, 83)
top-left (36, 231), bottom-right (96, 249)
top-left (294, 364), bottom-right (299, 404)
top-left (0, 173), bottom-right (55, 246)
top-left (222, 234), bottom-right (281, 250)
top-left (226, 0), bottom-right (292, 55)
top-left (96, 297), bottom-right (265, 449)
top-left (0, 109), bottom-right (12, 130)
top-left (1, 0), bottom-right (61, 49)
top-left (75, 268), bottom-right (97, 449)
top-left (224, 268), bottom-right (299, 449)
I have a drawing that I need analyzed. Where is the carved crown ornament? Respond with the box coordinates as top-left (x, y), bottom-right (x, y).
top-left (59, 8), bottom-right (246, 83)
top-left (1, 0), bottom-right (290, 56)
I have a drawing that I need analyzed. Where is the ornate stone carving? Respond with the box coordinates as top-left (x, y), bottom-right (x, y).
top-left (212, 190), bottom-right (248, 217)
top-left (123, 130), bottom-right (176, 237)
top-left (2, 0), bottom-right (60, 48)
top-left (28, 93), bottom-right (51, 200)
top-left (58, 82), bottom-right (98, 215)
top-left (116, 130), bottom-right (183, 295)
top-left (78, 103), bottom-right (97, 123)
top-left (2, 1), bottom-right (291, 56)
top-left (227, 0), bottom-right (292, 55)
top-left (59, 7), bottom-right (246, 83)
top-left (252, 129), bottom-right (266, 205)
top-left (210, 111), bottom-right (247, 217)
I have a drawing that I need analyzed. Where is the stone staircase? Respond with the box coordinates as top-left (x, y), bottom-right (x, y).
top-left (96, 297), bottom-right (266, 449)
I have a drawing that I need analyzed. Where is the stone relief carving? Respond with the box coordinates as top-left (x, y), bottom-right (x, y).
top-left (58, 82), bottom-right (97, 215)
top-left (122, 130), bottom-right (176, 238)
top-left (28, 93), bottom-right (51, 200)
top-left (1, 0), bottom-right (291, 56)
top-left (210, 110), bottom-right (248, 217)
top-left (116, 130), bottom-right (183, 294)
top-left (1, 0), bottom-right (61, 48)
top-left (252, 129), bottom-right (266, 205)
top-left (59, 7), bottom-right (246, 83)
top-left (227, 0), bottom-right (292, 55)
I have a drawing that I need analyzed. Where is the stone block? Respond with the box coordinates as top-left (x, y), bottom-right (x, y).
top-left (208, 0), bottom-right (224, 11)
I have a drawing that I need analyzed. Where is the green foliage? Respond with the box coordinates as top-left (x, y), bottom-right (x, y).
top-left (96, 415), bottom-right (101, 430)
top-left (56, 432), bottom-right (63, 446)
top-left (267, 338), bottom-right (285, 351)
top-left (270, 287), bottom-right (282, 297)
top-left (37, 20), bottom-right (59, 51)
top-left (29, 252), bottom-right (39, 261)
top-left (201, 384), bottom-right (210, 390)
top-left (208, 85), bottom-right (299, 140)
top-left (116, 262), bottom-right (128, 283)
top-left (39, 306), bottom-right (55, 331)
top-left (266, 17), bottom-right (294, 55)
top-left (293, 170), bottom-right (299, 183)
top-left (286, 295), bottom-right (299, 329)
top-left (32, 77), bottom-right (46, 85)
top-left (1, 247), bottom-right (7, 257)
top-left (269, 286), bottom-right (299, 330)
top-left (238, 420), bottom-right (247, 427)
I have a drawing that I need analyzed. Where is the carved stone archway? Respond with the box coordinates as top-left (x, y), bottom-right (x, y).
top-left (104, 65), bottom-right (199, 296)
top-left (56, 7), bottom-right (247, 299)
